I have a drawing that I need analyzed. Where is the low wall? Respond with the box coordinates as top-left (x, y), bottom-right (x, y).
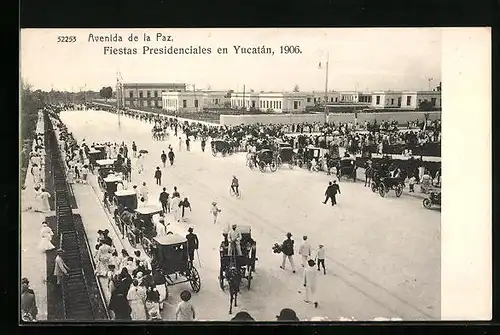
top-left (219, 111), bottom-right (441, 126)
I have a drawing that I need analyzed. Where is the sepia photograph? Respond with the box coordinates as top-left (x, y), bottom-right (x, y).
top-left (19, 28), bottom-right (490, 322)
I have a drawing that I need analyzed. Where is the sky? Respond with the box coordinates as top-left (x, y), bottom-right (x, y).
top-left (20, 28), bottom-right (441, 93)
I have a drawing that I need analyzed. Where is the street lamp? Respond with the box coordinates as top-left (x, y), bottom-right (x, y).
top-left (318, 51), bottom-right (330, 124)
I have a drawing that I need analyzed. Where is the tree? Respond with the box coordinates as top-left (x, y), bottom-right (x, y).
top-left (293, 84), bottom-right (300, 92)
top-left (99, 86), bottom-right (113, 101)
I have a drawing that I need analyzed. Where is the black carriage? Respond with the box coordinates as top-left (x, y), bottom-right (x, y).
top-left (255, 149), bottom-right (279, 172)
top-left (337, 157), bottom-right (357, 182)
top-left (149, 234), bottom-right (201, 299)
top-left (277, 146), bottom-right (297, 169)
top-left (96, 158), bottom-right (116, 183)
top-left (372, 173), bottom-right (405, 198)
top-left (101, 175), bottom-right (124, 203)
top-left (88, 149), bottom-right (106, 171)
top-left (113, 190), bottom-right (138, 237)
top-left (219, 225), bottom-right (257, 290)
top-left (297, 146), bottom-right (322, 169)
top-left (211, 139), bottom-right (231, 157)
top-left (423, 190), bottom-right (441, 209)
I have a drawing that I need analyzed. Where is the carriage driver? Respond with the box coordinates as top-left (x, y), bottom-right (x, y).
top-left (231, 176), bottom-right (239, 196)
top-left (227, 224), bottom-right (242, 256)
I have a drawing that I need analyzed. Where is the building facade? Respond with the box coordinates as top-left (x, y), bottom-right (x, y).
top-left (121, 83), bottom-right (186, 108)
top-left (162, 91), bottom-right (205, 113)
top-left (371, 91), bottom-right (403, 108)
top-left (202, 91), bottom-right (230, 108)
top-left (400, 91), bottom-right (441, 109)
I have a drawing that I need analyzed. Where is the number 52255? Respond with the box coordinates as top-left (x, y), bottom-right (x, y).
top-left (57, 36), bottom-right (76, 43)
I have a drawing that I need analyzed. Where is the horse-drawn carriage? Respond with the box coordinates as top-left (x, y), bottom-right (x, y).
top-left (296, 146), bottom-right (322, 169)
top-left (148, 234), bottom-right (201, 299)
top-left (252, 149), bottom-right (279, 172)
top-left (219, 225), bottom-right (257, 314)
top-left (113, 190), bottom-right (138, 238)
top-left (125, 206), bottom-right (166, 250)
top-left (371, 171), bottom-right (405, 198)
top-left (211, 139), bottom-right (232, 157)
top-left (423, 189), bottom-right (441, 209)
top-left (277, 146), bottom-right (297, 169)
top-left (96, 159), bottom-right (117, 186)
top-left (88, 149), bottom-right (106, 171)
top-left (101, 175), bottom-right (124, 203)
top-left (337, 157), bottom-right (357, 182)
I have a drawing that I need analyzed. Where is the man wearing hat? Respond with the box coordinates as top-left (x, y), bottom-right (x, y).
top-left (210, 201), bottom-right (222, 224)
top-left (227, 224), bottom-right (242, 256)
top-left (186, 227), bottom-right (199, 264)
top-left (280, 233), bottom-right (296, 273)
top-left (54, 249), bottom-right (69, 285)
top-left (323, 180), bottom-right (341, 206)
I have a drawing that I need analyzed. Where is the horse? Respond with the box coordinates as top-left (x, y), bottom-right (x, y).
top-left (227, 265), bottom-right (242, 315)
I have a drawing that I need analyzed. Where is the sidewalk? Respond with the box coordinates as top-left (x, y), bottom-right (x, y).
top-left (20, 111), bottom-right (49, 321)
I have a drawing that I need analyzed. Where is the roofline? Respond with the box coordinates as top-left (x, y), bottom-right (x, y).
top-left (123, 83), bottom-right (187, 88)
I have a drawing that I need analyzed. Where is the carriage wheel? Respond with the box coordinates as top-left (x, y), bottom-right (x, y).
top-left (247, 268), bottom-right (252, 290)
top-left (395, 184), bottom-right (403, 197)
top-left (276, 157), bottom-right (282, 169)
top-left (189, 266), bottom-right (201, 292)
top-left (378, 183), bottom-right (387, 198)
top-left (258, 161), bottom-right (266, 172)
top-left (423, 198), bottom-right (432, 209)
top-left (269, 160), bottom-right (278, 172)
top-left (371, 182), bottom-right (377, 193)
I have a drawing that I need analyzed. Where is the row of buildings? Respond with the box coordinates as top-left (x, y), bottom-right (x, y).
top-left (117, 83), bottom-right (441, 113)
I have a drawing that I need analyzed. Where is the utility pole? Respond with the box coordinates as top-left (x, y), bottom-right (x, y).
top-left (324, 51), bottom-right (329, 124)
top-left (243, 84), bottom-right (246, 111)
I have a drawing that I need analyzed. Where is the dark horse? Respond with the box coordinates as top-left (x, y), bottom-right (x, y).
top-left (227, 265), bottom-right (241, 315)
top-left (227, 241), bottom-right (242, 314)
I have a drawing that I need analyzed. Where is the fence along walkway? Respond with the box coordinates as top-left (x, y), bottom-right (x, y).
top-left (45, 111), bottom-right (109, 320)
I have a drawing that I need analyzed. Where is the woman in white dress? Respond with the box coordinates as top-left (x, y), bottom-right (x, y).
top-left (38, 222), bottom-right (55, 251)
top-left (127, 279), bottom-right (147, 320)
top-left (39, 188), bottom-right (51, 212)
top-left (171, 196), bottom-right (181, 222)
top-left (95, 243), bottom-right (114, 277)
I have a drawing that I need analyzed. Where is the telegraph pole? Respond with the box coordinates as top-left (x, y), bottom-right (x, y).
top-left (116, 71), bottom-right (121, 127)
top-left (324, 51), bottom-right (330, 123)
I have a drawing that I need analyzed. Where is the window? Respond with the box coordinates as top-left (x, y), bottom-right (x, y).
top-left (294, 101), bottom-right (298, 109)
top-left (252, 101), bottom-right (255, 108)
top-left (391, 99), bottom-right (394, 105)
top-left (147, 91), bottom-right (151, 98)
top-left (279, 101), bottom-right (282, 109)
top-left (194, 100), bottom-right (199, 108)
top-left (139, 91), bottom-right (143, 98)
top-left (431, 98), bottom-right (437, 106)
top-left (129, 91), bottom-right (133, 98)
top-left (376, 96), bottom-right (380, 104)
top-left (331, 97), bottom-right (334, 102)
top-left (154, 91), bottom-right (159, 98)
top-left (406, 96), bottom-right (412, 106)
top-left (307, 97), bottom-right (311, 102)
top-left (183, 100), bottom-right (187, 108)
top-left (215, 98), bottom-right (219, 104)
top-left (266, 101), bottom-right (269, 109)
top-left (335, 97), bottom-right (338, 102)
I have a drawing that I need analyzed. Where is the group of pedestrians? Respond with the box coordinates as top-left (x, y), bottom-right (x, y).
top-left (277, 232), bottom-right (327, 309)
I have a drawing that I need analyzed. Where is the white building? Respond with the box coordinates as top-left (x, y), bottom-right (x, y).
top-left (400, 91), bottom-right (441, 110)
top-left (162, 91), bottom-right (204, 113)
top-left (230, 92), bottom-right (260, 110)
top-left (201, 90), bottom-right (230, 108)
top-left (309, 92), bottom-right (340, 105)
top-left (371, 91), bottom-right (403, 108)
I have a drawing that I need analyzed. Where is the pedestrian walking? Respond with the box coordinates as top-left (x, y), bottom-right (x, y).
top-left (178, 137), bottom-right (182, 151)
top-left (298, 236), bottom-right (311, 268)
top-left (154, 167), bottom-right (162, 186)
top-left (159, 187), bottom-right (170, 214)
top-left (81, 165), bottom-right (89, 184)
top-left (39, 188), bottom-right (51, 212)
top-left (179, 197), bottom-right (192, 221)
top-left (186, 227), bottom-right (199, 264)
top-left (185, 137), bottom-right (191, 151)
top-left (210, 201), bottom-right (221, 224)
top-left (171, 195), bottom-right (181, 222)
top-left (137, 154), bottom-right (144, 174)
top-left (38, 222), bottom-right (55, 251)
top-left (21, 278), bottom-right (38, 321)
top-left (176, 290), bottom-right (196, 321)
top-left (168, 149), bottom-right (175, 166)
top-left (127, 279), bottom-right (147, 320)
top-left (160, 151), bottom-right (167, 168)
top-left (280, 232), bottom-right (296, 273)
top-left (322, 180), bottom-right (340, 206)
top-left (132, 141), bottom-right (137, 158)
top-left (140, 182), bottom-right (149, 204)
top-left (172, 186), bottom-right (180, 199)
top-left (303, 259), bottom-right (319, 308)
top-left (54, 249), bottom-right (69, 285)
top-left (316, 244), bottom-right (326, 274)
top-left (156, 217), bottom-right (167, 236)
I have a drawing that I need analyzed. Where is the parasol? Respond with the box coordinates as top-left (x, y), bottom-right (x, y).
top-left (139, 149), bottom-right (149, 154)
